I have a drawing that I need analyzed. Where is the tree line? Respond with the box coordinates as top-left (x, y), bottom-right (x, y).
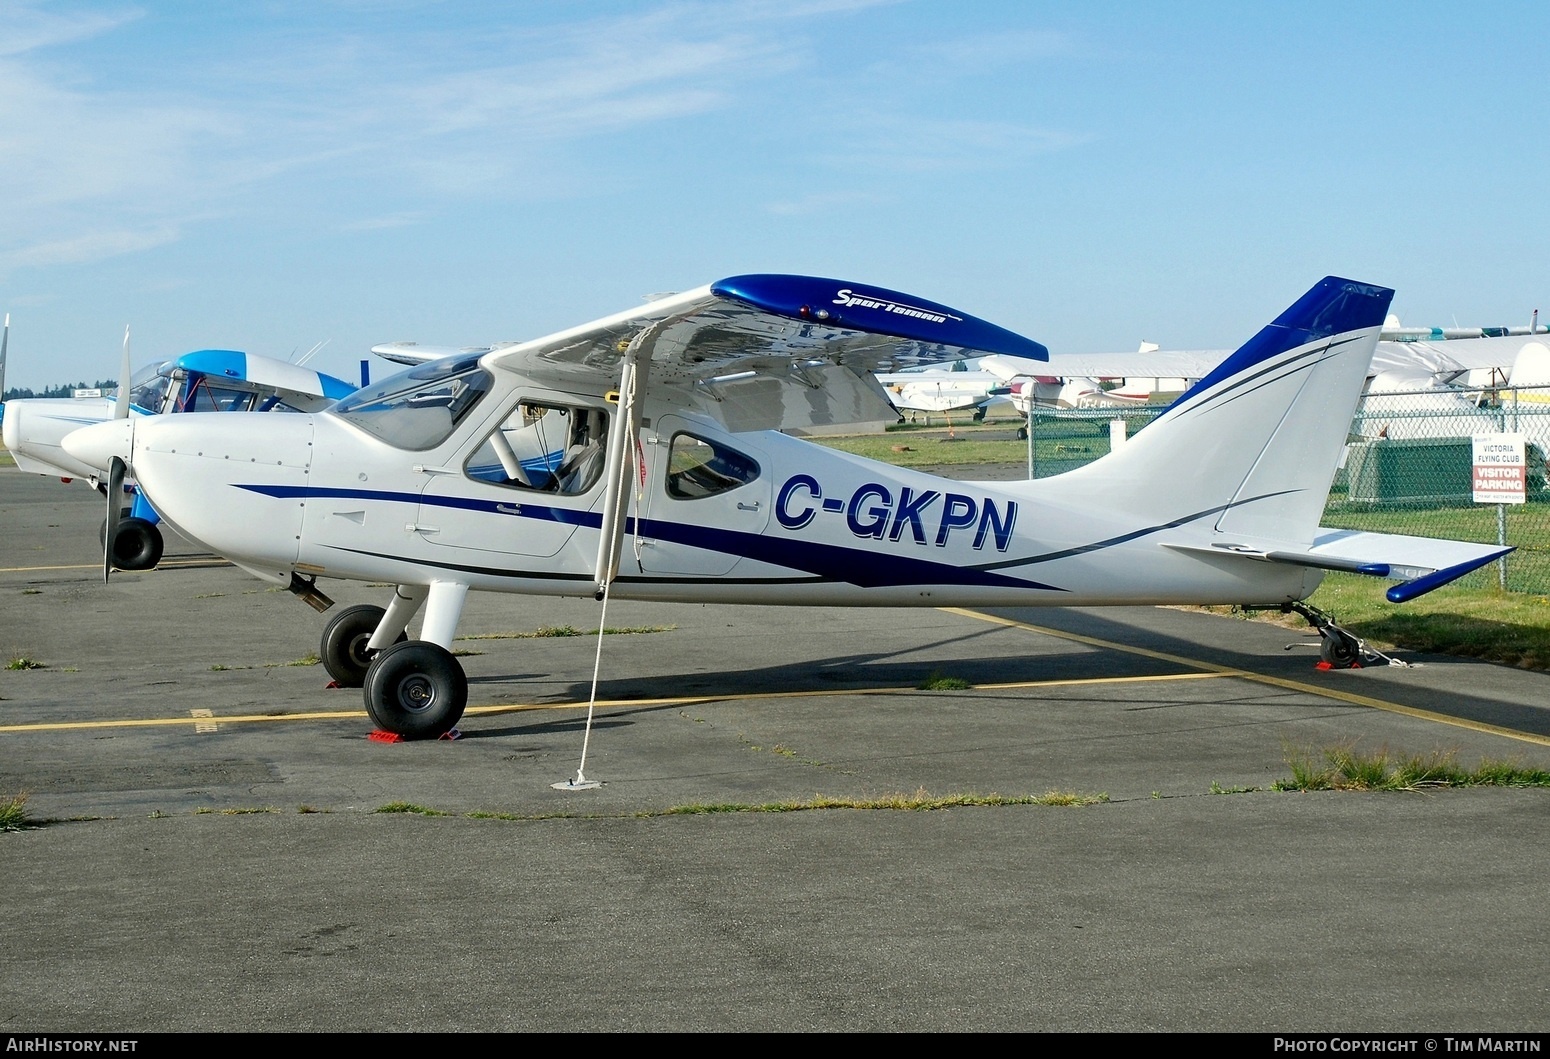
top-left (2, 380), bottom-right (119, 401)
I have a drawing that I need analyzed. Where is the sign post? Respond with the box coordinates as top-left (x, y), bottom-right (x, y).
top-left (1472, 432), bottom-right (1526, 589)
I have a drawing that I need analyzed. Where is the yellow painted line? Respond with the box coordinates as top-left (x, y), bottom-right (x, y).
top-left (942, 606), bottom-right (1550, 749)
top-left (0, 671), bottom-right (1228, 735)
top-left (0, 557), bottom-right (229, 574)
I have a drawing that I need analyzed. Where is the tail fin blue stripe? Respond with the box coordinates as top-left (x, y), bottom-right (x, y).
top-left (1170, 277), bottom-right (1393, 414)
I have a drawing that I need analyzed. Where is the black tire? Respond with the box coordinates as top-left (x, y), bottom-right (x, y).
top-left (320, 604), bottom-right (405, 688)
top-left (363, 641), bottom-right (467, 739)
top-left (1320, 631), bottom-right (1360, 668)
top-left (1016, 425), bottom-right (1028, 441)
top-left (111, 518), bottom-right (163, 571)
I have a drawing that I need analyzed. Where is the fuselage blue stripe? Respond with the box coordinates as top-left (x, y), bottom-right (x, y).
top-left (235, 483), bottom-right (1061, 591)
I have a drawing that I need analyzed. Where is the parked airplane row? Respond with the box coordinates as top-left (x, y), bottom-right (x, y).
top-left (879, 313), bottom-right (1550, 420)
top-left (1, 321), bottom-right (361, 570)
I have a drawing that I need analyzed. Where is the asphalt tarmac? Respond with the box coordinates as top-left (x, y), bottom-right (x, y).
top-left (2, 467), bottom-right (1549, 1033)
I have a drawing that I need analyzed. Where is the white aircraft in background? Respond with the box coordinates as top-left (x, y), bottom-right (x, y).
top-left (64, 274), bottom-right (1509, 745)
top-left (3, 330), bottom-right (360, 571)
top-left (884, 311), bottom-right (1550, 420)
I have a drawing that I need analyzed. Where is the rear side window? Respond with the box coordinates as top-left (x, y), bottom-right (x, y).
top-left (666, 433), bottom-right (758, 499)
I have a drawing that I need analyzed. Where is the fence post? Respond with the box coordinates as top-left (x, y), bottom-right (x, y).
top-left (1498, 391), bottom-right (1509, 591)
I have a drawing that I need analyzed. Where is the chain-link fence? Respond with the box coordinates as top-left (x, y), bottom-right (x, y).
top-left (1017, 385), bottom-right (1550, 594)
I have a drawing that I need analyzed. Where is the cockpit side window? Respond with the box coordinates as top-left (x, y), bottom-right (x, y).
top-left (330, 358), bottom-right (493, 451)
top-left (465, 401), bottom-right (608, 496)
top-left (180, 379), bottom-right (258, 412)
top-left (665, 433), bottom-right (759, 499)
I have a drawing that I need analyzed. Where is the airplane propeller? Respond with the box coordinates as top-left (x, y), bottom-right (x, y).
top-left (103, 454), bottom-right (126, 584)
top-left (104, 326), bottom-right (130, 581)
top-left (99, 326), bottom-right (164, 580)
top-left (115, 326), bottom-right (131, 420)
top-left (1, 313), bottom-right (10, 403)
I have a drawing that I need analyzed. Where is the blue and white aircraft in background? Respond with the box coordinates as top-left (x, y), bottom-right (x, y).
top-left (3, 332), bottom-right (361, 571)
top-left (63, 274), bottom-right (1510, 744)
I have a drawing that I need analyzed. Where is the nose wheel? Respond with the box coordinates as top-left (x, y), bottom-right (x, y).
top-left (101, 516), bottom-right (164, 572)
top-left (320, 604), bottom-right (408, 687)
top-left (363, 641), bottom-right (467, 739)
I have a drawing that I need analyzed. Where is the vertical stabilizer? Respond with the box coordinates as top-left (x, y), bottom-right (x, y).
top-left (1047, 277), bottom-right (1394, 546)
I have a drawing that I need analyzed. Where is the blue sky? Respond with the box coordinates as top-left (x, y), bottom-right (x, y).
top-left (3, 0), bottom-right (1547, 390)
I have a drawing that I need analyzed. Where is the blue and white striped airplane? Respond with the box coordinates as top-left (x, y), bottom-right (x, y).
top-left (3, 335), bottom-right (359, 571)
top-left (62, 274), bottom-right (1510, 740)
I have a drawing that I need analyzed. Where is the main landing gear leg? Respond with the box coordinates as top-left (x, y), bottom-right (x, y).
top-left (1282, 601), bottom-right (1408, 669)
top-left (369, 584), bottom-right (428, 652)
top-left (318, 583), bottom-right (425, 688)
top-left (362, 581), bottom-right (469, 739)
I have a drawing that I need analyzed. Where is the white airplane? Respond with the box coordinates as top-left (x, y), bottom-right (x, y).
top-left (3, 334), bottom-right (359, 570)
top-left (875, 359), bottom-right (1014, 417)
top-left (63, 274), bottom-right (1512, 743)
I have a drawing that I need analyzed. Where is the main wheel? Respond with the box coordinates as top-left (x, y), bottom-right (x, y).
top-left (110, 518), bottom-right (164, 571)
top-left (320, 604), bottom-right (406, 688)
top-left (363, 641), bottom-right (467, 739)
top-left (1319, 630), bottom-right (1360, 668)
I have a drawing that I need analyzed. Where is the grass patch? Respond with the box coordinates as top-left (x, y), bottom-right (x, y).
top-left (196, 806), bottom-right (279, 815)
top-left (917, 670), bottom-right (971, 690)
top-left (0, 793), bottom-right (34, 831)
top-left (658, 788), bottom-right (1108, 814)
top-left (406, 790), bottom-right (1109, 823)
top-left (266, 653), bottom-right (321, 668)
top-left (1275, 744), bottom-right (1550, 792)
top-left (21, 589), bottom-right (41, 596)
top-left (458, 624), bottom-right (676, 641)
top-left (6, 657), bottom-right (45, 671)
top-left (373, 802), bottom-right (452, 816)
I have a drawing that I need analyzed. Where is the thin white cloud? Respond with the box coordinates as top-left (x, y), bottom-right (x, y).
top-left (0, 0), bottom-right (1083, 272)
top-left (0, 2), bottom-right (139, 57)
top-left (11, 225), bottom-right (180, 268)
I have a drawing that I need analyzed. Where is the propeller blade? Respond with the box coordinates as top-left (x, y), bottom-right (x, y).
top-left (1, 313), bottom-right (9, 400)
top-left (115, 326), bottom-right (131, 420)
top-left (103, 455), bottom-right (126, 583)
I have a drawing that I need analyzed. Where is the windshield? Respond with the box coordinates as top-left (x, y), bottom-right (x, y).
top-left (130, 363), bottom-right (176, 414)
top-left (330, 356), bottom-right (493, 450)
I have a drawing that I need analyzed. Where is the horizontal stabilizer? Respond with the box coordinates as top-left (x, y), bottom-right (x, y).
top-left (1165, 529), bottom-right (1512, 603)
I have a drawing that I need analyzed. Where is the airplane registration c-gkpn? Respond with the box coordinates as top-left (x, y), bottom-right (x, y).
top-left (62, 273), bottom-right (1512, 745)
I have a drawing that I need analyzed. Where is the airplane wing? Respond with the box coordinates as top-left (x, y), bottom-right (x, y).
top-left (372, 342), bottom-right (500, 367)
top-left (1165, 529), bottom-right (1511, 604)
top-left (171, 350), bottom-right (358, 402)
top-left (979, 349), bottom-right (1226, 384)
top-left (486, 275), bottom-right (1049, 432)
top-left (1379, 334), bottom-right (1550, 379)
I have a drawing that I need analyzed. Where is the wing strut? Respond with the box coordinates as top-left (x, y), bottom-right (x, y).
top-left (555, 322), bottom-right (660, 794)
top-left (592, 324), bottom-right (657, 596)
